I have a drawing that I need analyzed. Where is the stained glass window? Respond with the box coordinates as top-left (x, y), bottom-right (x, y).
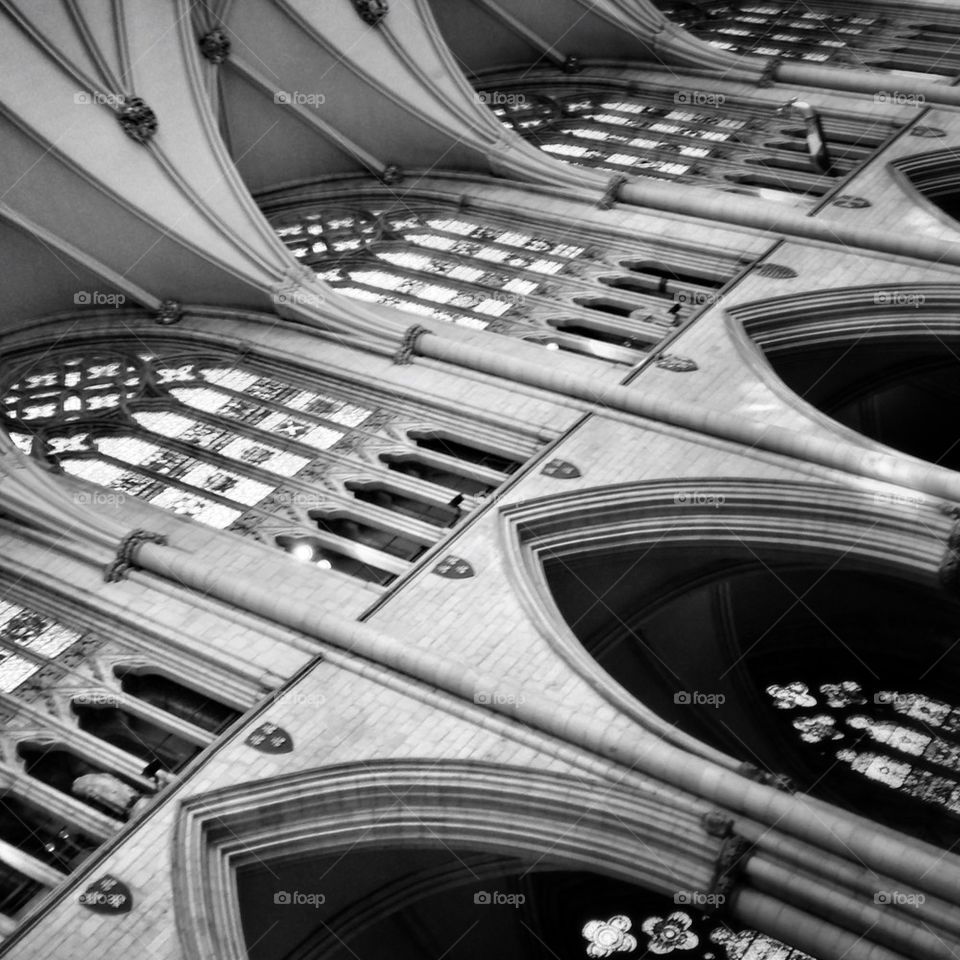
top-left (765, 680), bottom-right (960, 818)
top-left (584, 911), bottom-right (816, 959)
top-left (480, 81), bottom-right (898, 206)
top-left (653, 1), bottom-right (960, 77)
top-left (2, 345), bottom-right (529, 583)
top-left (2, 350), bottom-right (370, 531)
top-left (271, 199), bottom-right (749, 362)
top-left (0, 600), bottom-right (80, 693)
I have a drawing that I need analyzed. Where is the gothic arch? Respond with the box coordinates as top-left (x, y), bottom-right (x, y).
top-left (728, 283), bottom-right (960, 469)
top-left (171, 759), bottom-right (722, 960)
top-left (499, 479), bottom-right (955, 784)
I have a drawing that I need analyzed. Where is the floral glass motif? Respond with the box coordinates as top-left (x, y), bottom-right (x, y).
top-left (793, 715), bottom-right (841, 744)
top-left (766, 680), bottom-right (960, 818)
top-left (583, 915), bottom-right (637, 957)
top-left (594, 912), bottom-right (816, 959)
top-left (0, 600), bottom-right (80, 693)
top-left (641, 913), bottom-right (698, 954)
top-left (766, 681), bottom-right (816, 709)
top-left (1, 350), bottom-right (373, 532)
top-left (819, 681), bottom-right (865, 708)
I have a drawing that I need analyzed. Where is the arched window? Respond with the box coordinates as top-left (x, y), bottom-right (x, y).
top-left (1, 342), bottom-right (534, 580)
top-left (269, 196), bottom-right (750, 362)
top-left (655, 2), bottom-right (960, 77)
top-left (479, 79), bottom-right (897, 205)
top-left (71, 701), bottom-right (202, 774)
top-left (114, 669), bottom-right (239, 735)
top-left (0, 600), bottom-right (81, 693)
top-left (521, 482), bottom-right (960, 847)
top-left (240, 860), bottom-right (813, 960)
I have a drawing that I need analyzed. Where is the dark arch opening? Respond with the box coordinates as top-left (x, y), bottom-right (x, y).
top-left (764, 338), bottom-right (960, 471)
top-left (551, 319), bottom-right (649, 350)
top-left (378, 453), bottom-right (494, 498)
top-left (310, 514), bottom-right (427, 563)
top-left (546, 545), bottom-right (960, 845)
top-left (236, 848), bottom-right (800, 960)
top-left (115, 670), bottom-right (240, 735)
top-left (0, 794), bottom-right (97, 872)
top-left (573, 297), bottom-right (637, 320)
top-left (0, 863), bottom-right (41, 919)
top-left (71, 702), bottom-right (201, 773)
top-left (409, 432), bottom-right (520, 474)
top-left (345, 482), bottom-right (461, 528)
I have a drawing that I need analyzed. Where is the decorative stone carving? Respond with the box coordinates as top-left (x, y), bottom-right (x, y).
top-left (198, 28), bottom-right (231, 63)
top-left (598, 174), bottom-right (629, 210)
top-left (394, 324), bottom-right (429, 365)
top-left (79, 875), bottom-right (133, 914)
top-left (541, 459), bottom-right (581, 479)
top-left (701, 809), bottom-right (735, 837)
top-left (910, 126), bottom-right (947, 138)
top-left (155, 299), bottom-right (182, 325)
top-left (379, 164), bottom-right (403, 185)
top-left (755, 263), bottom-right (798, 279)
top-left (354, 1), bottom-right (388, 26)
top-left (758, 56), bottom-right (782, 88)
top-left (104, 529), bottom-right (169, 583)
top-left (245, 721), bottom-right (293, 753)
top-left (832, 195), bottom-right (871, 209)
top-left (72, 774), bottom-right (140, 817)
top-left (655, 354), bottom-right (698, 373)
top-left (117, 97), bottom-right (157, 144)
top-left (433, 556), bottom-right (474, 579)
top-left (738, 761), bottom-right (796, 793)
top-left (709, 834), bottom-right (753, 899)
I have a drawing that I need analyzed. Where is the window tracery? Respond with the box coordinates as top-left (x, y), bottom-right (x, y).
top-left (0, 600), bottom-right (81, 694)
top-left (765, 680), bottom-right (960, 816)
top-left (2, 344), bottom-right (532, 582)
top-left (655, 2), bottom-right (960, 77)
top-left (0, 593), bottom-right (244, 921)
top-left (582, 910), bottom-right (815, 959)
top-left (480, 82), bottom-right (897, 206)
top-left (271, 199), bottom-right (748, 363)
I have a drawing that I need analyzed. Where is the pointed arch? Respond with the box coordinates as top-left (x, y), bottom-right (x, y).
top-left (500, 478), bottom-right (960, 843)
top-left (728, 283), bottom-right (960, 469)
top-left (171, 759), bottom-right (722, 960)
top-left (499, 478), bottom-right (953, 760)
